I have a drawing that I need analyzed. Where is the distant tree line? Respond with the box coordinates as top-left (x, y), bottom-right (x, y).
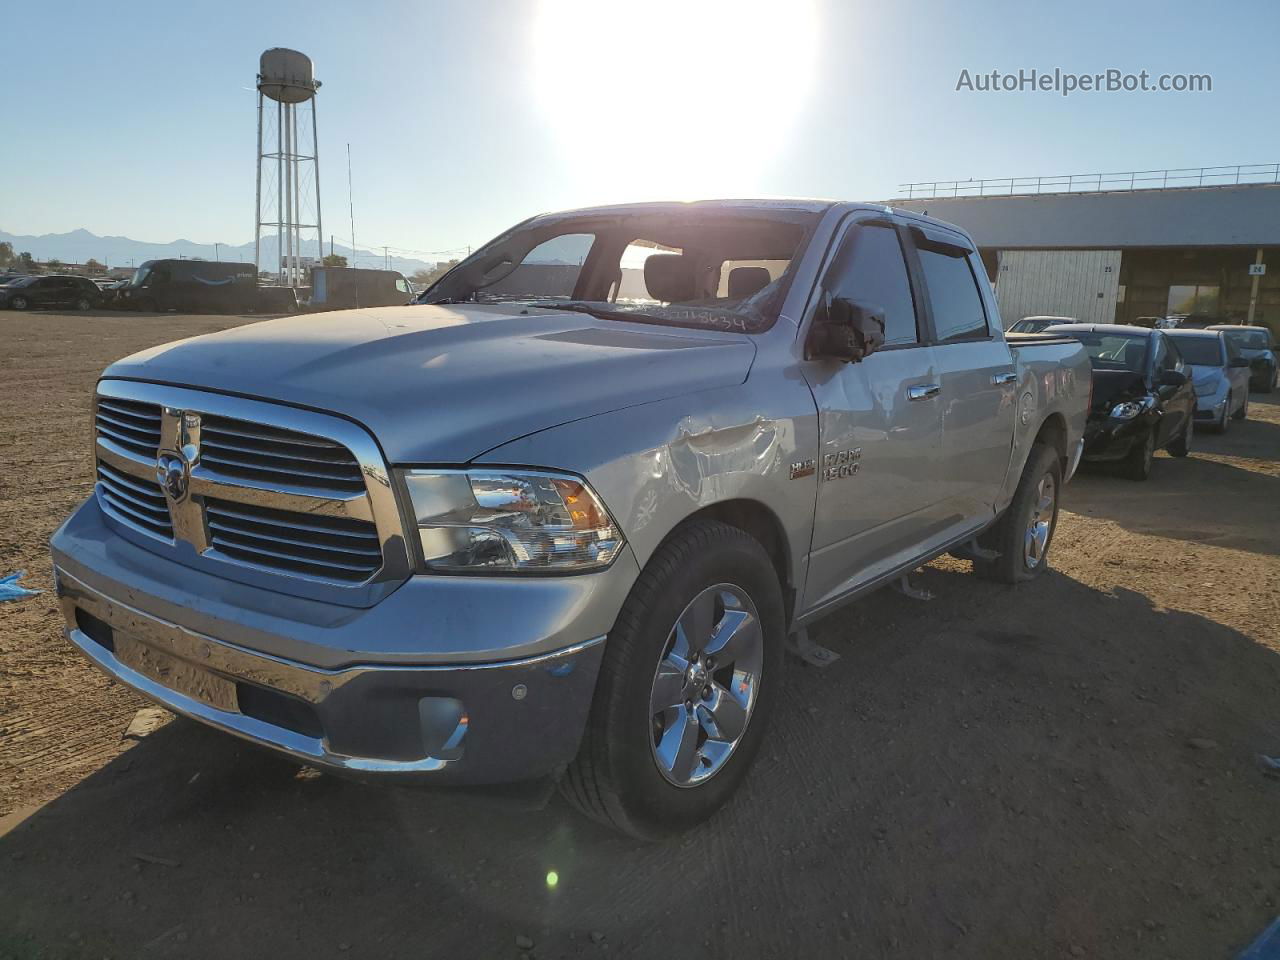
top-left (0, 243), bottom-right (107, 275)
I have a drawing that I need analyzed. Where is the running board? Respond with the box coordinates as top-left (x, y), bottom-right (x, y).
top-left (893, 574), bottom-right (935, 601)
top-left (787, 628), bottom-right (840, 668)
top-left (950, 536), bottom-right (1000, 564)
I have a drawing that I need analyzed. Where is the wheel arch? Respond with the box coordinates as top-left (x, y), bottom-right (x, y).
top-left (1032, 412), bottom-right (1069, 470)
top-left (659, 499), bottom-right (794, 625)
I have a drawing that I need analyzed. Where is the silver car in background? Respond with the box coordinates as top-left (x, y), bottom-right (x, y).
top-left (1165, 329), bottom-right (1251, 432)
top-left (1209, 324), bottom-right (1278, 393)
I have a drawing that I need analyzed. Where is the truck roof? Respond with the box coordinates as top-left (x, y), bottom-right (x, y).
top-left (523, 198), bottom-right (978, 249)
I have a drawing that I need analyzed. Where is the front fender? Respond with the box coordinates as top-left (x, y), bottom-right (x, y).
top-left (473, 370), bottom-right (819, 591)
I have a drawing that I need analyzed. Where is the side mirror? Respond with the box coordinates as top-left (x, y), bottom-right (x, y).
top-left (1228, 356), bottom-right (1250, 368)
top-left (808, 296), bottom-right (886, 363)
top-left (1159, 369), bottom-right (1188, 388)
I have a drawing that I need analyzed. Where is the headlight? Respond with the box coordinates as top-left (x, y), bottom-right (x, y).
top-left (1109, 400), bottom-right (1146, 420)
top-left (399, 469), bottom-right (624, 573)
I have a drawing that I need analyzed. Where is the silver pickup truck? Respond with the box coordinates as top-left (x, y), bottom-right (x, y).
top-left (51, 199), bottom-right (1089, 838)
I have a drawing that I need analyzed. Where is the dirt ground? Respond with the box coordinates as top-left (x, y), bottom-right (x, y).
top-left (2, 311), bottom-right (1279, 959)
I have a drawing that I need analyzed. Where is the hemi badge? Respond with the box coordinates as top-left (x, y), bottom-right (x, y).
top-left (789, 459), bottom-right (816, 480)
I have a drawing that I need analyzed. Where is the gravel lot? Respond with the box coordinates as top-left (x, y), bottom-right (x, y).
top-left (2, 311), bottom-right (1279, 959)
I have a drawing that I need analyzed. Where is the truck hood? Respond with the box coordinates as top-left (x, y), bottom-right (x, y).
top-left (103, 304), bottom-right (756, 463)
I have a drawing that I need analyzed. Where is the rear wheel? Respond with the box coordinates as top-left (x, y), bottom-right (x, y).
top-left (9, 294), bottom-right (29, 310)
top-left (975, 442), bottom-right (1062, 583)
top-left (1167, 414), bottom-right (1193, 458)
top-left (1261, 367), bottom-right (1276, 394)
top-left (561, 520), bottom-right (784, 839)
top-left (1119, 428), bottom-right (1155, 481)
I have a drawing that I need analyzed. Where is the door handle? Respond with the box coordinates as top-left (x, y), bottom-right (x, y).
top-left (907, 383), bottom-right (941, 401)
top-left (991, 371), bottom-right (1018, 386)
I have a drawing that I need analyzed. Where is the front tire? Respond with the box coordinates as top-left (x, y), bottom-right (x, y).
top-left (1233, 390), bottom-right (1249, 421)
top-left (1210, 397), bottom-right (1231, 434)
top-left (561, 520), bottom-right (784, 839)
top-left (975, 442), bottom-right (1062, 583)
top-left (1167, 414), bottom-right (1193, 458)
top-left (74, 296), bottom-right (92, 311)
top-left (1119, 428), bottom-right (1155, 481)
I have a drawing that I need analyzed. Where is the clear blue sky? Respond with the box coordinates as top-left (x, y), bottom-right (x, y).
top-left (3, 0), bottom-right (1276, 258)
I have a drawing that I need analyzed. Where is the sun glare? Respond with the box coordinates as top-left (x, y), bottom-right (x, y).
top-left (532, 0), bottom-right (818, 201)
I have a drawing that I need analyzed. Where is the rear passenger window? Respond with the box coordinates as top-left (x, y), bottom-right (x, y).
top-left (918, 246), bottom-right (989, 342)
top-left (824, 223), bottom-right (919, 346)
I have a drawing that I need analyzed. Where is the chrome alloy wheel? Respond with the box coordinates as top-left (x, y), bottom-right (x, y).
top-left (649, 584), bottom-right (763, 787)
top-left (1023, 471), bottom-right (1057, 569)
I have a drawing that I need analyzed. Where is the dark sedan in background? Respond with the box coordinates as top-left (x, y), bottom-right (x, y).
top-left (0, 274), bottom-right (101, 311)
top-left (1045, 324), bottom-right (1197, 481)
top-left (1210, 324), bottom-right (1277, 393)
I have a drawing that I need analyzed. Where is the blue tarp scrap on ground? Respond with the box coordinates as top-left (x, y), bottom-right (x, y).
top-left (1239, 917), bottom-right (1280, 959)
top-left (0, 571), bottom-right (41, 601)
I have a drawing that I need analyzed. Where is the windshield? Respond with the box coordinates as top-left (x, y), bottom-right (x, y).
top-left (418, 209), bottom-right (818, 333)
top-left (1070, 332), bottom-right (1150, 372)
top-left (1220, 328), bottom-right (1271, 350)
top-left (1010, 318), bottom-right (1049, 333)
top-left (6, 276), bottom-right (36, 288)
top-left (1167, 335), bottom-right (1224, 366)
top-left (126, 266), bottom-right (150, 288)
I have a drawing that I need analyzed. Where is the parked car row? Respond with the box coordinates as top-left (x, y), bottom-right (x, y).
top-left (1024, 321), bottom-right (1262, 482)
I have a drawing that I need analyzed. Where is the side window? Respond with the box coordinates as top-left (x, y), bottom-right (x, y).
top-left (1165, 338), bottom-right (1185, 373)
top-left (917, 244), bottom-right (990, 342)
top-left (481, 233), bottom-right (595, 302)
top-left (823, 223), bottom-right (919, 346)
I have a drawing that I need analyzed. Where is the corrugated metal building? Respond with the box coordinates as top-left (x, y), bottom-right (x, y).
top-left (892, 169), bottom-right (1280, 332)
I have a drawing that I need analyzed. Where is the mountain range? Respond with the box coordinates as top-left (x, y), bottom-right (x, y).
top-left (0, 228), bottom-right (435, 276)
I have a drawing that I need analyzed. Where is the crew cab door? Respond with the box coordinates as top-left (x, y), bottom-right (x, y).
top-left (799, 216), bottom-right (945, 613)
top-left (906, 224), bottom-right (1016, 525)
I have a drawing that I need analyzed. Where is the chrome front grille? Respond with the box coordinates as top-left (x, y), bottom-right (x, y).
top-left (91, 382), bottom-right (408, 592)
top-left (199, 415), bottom-right (367, 494)
top-left (206, 499), bottom-right (383, 582)
top-left (96, 459), bottom-right (173, 539)
top-left (94, 396), bottom-right (162, 458)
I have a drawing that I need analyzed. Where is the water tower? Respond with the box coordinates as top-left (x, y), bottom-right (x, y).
top-left (254, 48), bottom-right (322, 287)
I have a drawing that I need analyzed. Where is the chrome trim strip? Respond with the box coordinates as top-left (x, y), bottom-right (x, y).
top-left (67, 626), bottom-right (451, 774)
top-left (94, 379), bottom-right (408, 591)
top-left (58, 568), bottom-right (606, 774)
top-left (58, 567), bottom-right (605, 698)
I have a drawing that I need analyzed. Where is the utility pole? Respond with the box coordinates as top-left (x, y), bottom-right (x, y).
top-left (1247, 248), bottom-right (1265, 325)
top-left (384, 246), bottom-right (389, 271)
top-left (214, 242), bottom-right (221, 262)
top-left (346, 142), bottom-right (356, 269)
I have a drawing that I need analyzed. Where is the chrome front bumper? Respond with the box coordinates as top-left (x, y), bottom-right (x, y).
top-left (51, 498), bottom-right (634, 783)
